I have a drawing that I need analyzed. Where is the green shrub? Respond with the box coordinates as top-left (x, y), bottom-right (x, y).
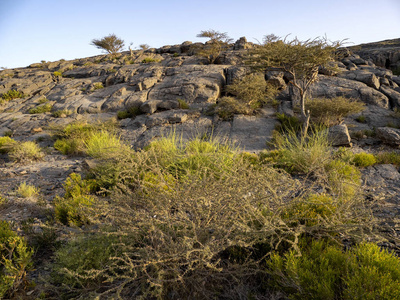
top-left (275, 113), bottom-right (302, 133)
top-left (91, 34), bottom-right (125, 56)
top-left (268, 239), bottom-right (400, 300)
top-left (52, 109), bottom-right (72, 118)
top-left (273, 129), bottom-right (331, 174)
top-left (8, 141), bottom-right (44, 162)
top-left (0, 137), bottom-right (16, 154)
top-left (116, 106), bottom-right (141, 119)
top-left (356, 115), bottom-right (366, 123)
top-left (0, 221), bottom-right (33, 298)
top-left (352, 152), bottom-right (377, 167)
top-left (49, 133), bottom-right (375, 299)
top-left (1, 90), bottom-right (24, 103)
top-left (38, 98), bottom-right (48, 104)
top-left (141, 57), bottom-right (159, 63)
top-left (282, 193), bottom-right (338, 227)
top-left (53, 71), bottom-right (63, 77)
top-left (375, 151), bottom-right (400, 165)
top-left (52, 233), bottom-right (122, 291)
top-left (211, 96), bottom-right (252, 120)
top-left (325, 159), bottom-right (360, 199)
top-left (306, 97), bottom-right (365, 127)
top-left (17, 182), bottom-right (39, 198)
top-left (54, 138), bottom-right (83, 156)
top-left (28, 103), bottom-right (53, 114)
top-left (226, 73), bottom-right (278, 109)
top-left (85, 130), bottom-right (128, 159)
top-left (177, 98), bottom-right (189, 109)
top-left (92, 82), bottom-right (104, 90)
top-left (54, 173), bottom-right (96, 226)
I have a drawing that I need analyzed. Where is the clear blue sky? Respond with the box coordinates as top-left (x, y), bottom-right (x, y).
top-left (1, 0), bottom-right (399, 69)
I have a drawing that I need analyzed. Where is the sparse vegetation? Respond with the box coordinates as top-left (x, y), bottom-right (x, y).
top-left (53, 71), bottom-right (62, 77)
top-left (210, 96), bottom-right (253, 120)
top-left (352, 152), bottom-right (377, 167)
top-left (117, 106), bottom-right (141, 119)
top-left (0, 137), bottom-right (16, 154)
top-left (28, 103), bottom-right (53, 114)
top-left (226, 72), bottom-right (278, 109)
top-left (0, 221), bottom-right (33, 298)
top-left (141, 57), bottom-right (159, 63)
top-left (1, 90), bottom-right (24, 103)
top-left (8, 141), bottom-right (44, 162)
top-left (248, 34), bottom-right (342, 133)
top-left (268, 239), bottom-right (400, 299)
top-left (91, 34), bottom-right (125, 56)
top-left (17, 182), bottom-right (39, 198)
top-left (177, 98), bottom-right (190, 109)
top-left (306, 97), bottom-right (365, 127)
top-left (196, 29), bottom-right (233, 63)
top-left (52, 109), bottom-right (72, 118)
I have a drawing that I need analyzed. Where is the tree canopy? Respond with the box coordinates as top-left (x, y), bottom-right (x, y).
top-left (248, 34), bottom-right (342, 132)
top-left (91, 34), bottom-right (125, 55)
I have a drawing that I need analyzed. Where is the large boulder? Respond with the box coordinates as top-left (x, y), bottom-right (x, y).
top-left (328, 124), bottom-right (351, 147)
top-left (376, 127), bottom-right (400, 145)
top-left (337, 70), bottom-right (380, 90)
top-left (308, 75), bottom-right (389, 108)
top-left (379, 85), bottom-right (400, 108)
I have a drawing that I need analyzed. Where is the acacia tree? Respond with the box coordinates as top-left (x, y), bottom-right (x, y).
top-left (248, 34), bottom-right (342, 133)
top-left (91, 34), bottom-right (125, 56)
top-left (196, 30), bottom-right (233, 64)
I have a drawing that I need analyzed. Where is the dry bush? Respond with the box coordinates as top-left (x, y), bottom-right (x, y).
top-left (306, 97), bottom-right (365, 127)
top-left (50, 135), bottom-right (375, 299)
top-left (226, 73), bottom-right (278, 109)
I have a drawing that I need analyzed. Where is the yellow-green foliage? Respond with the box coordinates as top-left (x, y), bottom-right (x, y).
top-left (177, 98), bottom-right (190, 109)
top-left (8, 141), bottom-right (44, 162)
top-left (268, 239), bottom-right (400, 300)
top-left (212, 96), bottom-right (253, 120)
top-left (376, 151), bottom-right (400, 165)
top-left (85, 130), bottom-right (128, 159)
top-left (1, 90), bottom-right (24, 103)
top-left (0, 221), bottom-right (33, 299)
top-left (306, 97), bottom-right (365, 127)
top-left (52, 109), bottom-right (72, 118)
top-left (273, 129), bottom-right (331, 174)
top-left (54, 173), bottom-right (96, 226)
top-left (17, 182), bottom-right (39, 198)
top-left (352, 152), bottom-right (377, 167)
top-left (0, 137), bottom-right (16, 154)
top-left (28, 103), bottom-right (53, 114)
top-left (53, 71), bottom-right (63, 77)
top-left (282, 194), bottom-right (337, 227)
top-left (226, 73), bottom-right (277, 108)
top-left (141, 57), bottom-right (159, 63)
top-left (195, 30), bottom-right (232, 64)
top-left (49, 133), bottom-right (375, 299)
top-left (116, 106), bottom-right (141, 119)
top-left (325, 159), bottom-right (360, 199)
top-left (275, 113), bottom-right (302, 133)
top-left (93, 82), bottom-right (104, 90)
top-left (52, 234), bottom-right (122, 289)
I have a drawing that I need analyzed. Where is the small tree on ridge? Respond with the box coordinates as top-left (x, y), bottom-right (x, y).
top-left (248, 34), bottom-right (342, 133)
top-left (196, 30), bottom-right (233, 64)
top-left (91, 34), bottom-right (125, 56)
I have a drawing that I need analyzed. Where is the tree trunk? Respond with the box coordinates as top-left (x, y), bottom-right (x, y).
top-left (299, 91), bottom-right (310, 136)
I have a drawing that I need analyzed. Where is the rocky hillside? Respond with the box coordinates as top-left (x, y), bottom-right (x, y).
top-left (1, 38), bottom-right (400, 213)
top-left (1, 37), bottom-right (400, 298)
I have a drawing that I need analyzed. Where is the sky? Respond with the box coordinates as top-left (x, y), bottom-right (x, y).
top-left (0, 0), bottom-right (399, 69)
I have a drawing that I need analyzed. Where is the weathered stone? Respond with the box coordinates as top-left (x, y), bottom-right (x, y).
top-left (308, 75), bottom-right (389, 108)
top-left (224, 66), bottom-right (249, 85)
top-left (379, 85), bottom-right (400, 107)
top-left (328, 124), bottom-right (351, 146)
top-left (376, 127), bottom-right (400, 145)
top-left (338, 70), bottom-right (380, 89)
top-left (157, 100), bottom-right (179, 110)
top-left (140, 100), bottom-right (162, 114)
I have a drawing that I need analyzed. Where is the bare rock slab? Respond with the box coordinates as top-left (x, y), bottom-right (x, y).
top-left (230, 115), bottom-right (277, 152)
